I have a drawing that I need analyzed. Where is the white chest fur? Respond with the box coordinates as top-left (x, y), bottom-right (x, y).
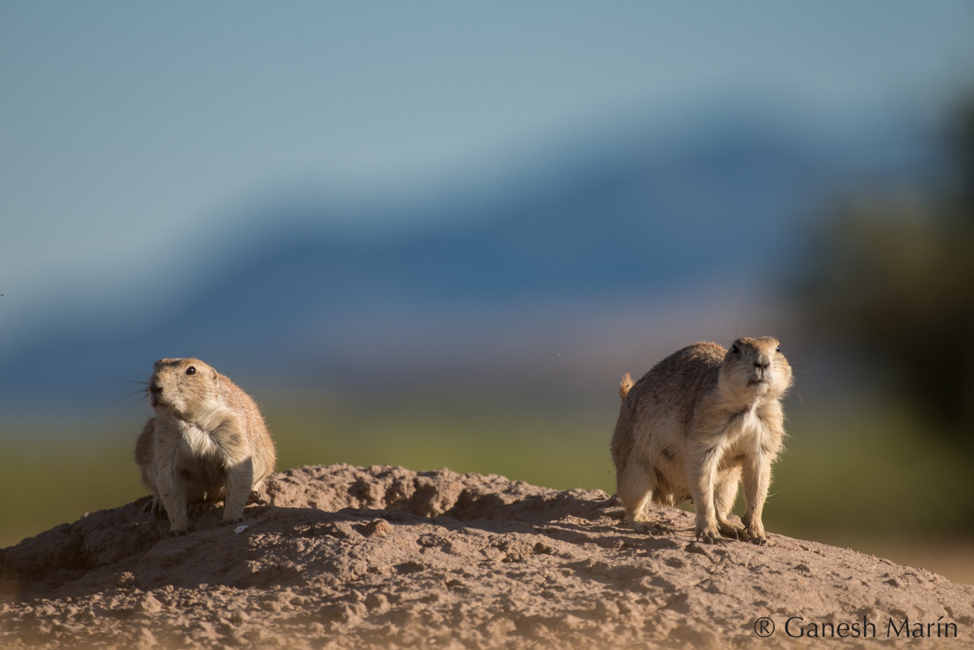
top-left (177, 420), bottom-right (220, 460)
top-left (721, 405), bottom-right (771, 457)
top-left (730, 406), bottom-right (759, 436)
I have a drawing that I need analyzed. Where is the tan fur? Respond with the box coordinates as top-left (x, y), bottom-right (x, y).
top-left (134, 358), bottom-right (276, 535)
top-left (611, 337), bottom-right (793, 545)
top-left (618, 373), bottom-right (634, 401)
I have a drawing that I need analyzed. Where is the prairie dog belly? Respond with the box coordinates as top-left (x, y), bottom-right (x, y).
top-left (174, 425), bottom-right (229, 501)
top-left (640, 435), bottom-right (692, 506)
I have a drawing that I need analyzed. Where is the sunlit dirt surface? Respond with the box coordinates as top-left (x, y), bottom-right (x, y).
top-left (2, 465), bottom-right (973, 649)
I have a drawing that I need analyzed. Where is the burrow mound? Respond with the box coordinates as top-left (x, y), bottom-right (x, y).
top-left (1, 464), bottom-right (972, 649)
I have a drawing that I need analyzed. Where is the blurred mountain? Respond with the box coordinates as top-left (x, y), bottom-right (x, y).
top-left (0, 111), bottom-right (935, 412)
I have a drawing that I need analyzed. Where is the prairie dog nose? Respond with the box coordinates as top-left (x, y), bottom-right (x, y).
top-left (754, 355), bottom-right (771, 371)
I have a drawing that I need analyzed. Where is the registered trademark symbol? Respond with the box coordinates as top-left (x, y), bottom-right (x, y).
top-left (754, 617), bottom-right (775, 637)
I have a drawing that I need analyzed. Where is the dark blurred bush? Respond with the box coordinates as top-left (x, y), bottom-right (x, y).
top-left (799, 99), bottom-right (974, 437)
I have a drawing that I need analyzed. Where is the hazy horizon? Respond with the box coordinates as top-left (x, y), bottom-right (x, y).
top-left (3, 2), bottom-right (974, 339)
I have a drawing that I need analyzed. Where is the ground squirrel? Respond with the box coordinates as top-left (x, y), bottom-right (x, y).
top-left (135, 358), bottom-right (276, 535)
top-left (612, 337), bottom-right (793, 545)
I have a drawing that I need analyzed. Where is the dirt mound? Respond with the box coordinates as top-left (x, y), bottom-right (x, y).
top-left (1, 464), bottom-right (972, 649)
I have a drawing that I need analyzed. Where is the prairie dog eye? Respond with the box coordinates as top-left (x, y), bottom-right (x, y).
top-left (775, 345), bottom-right (781, 353)
top-left (186, 366), bottom-right (196, 376)
top-left (730, 345), bottom-right (740, 354)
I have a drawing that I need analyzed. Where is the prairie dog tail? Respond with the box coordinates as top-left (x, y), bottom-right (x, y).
top-left (619, 373), bottom-right (634, 401)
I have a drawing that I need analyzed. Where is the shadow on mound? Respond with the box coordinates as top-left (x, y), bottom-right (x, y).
top-left (0, 464), bottom-right (618, 599)
top-left (2, 464), bottom-right (973, 650)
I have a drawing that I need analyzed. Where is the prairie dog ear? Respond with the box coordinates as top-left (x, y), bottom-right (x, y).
top-left (211, 367), bottom-right (219, 380)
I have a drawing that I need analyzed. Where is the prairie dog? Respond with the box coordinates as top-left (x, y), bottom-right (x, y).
top-left (134, 358), bottom-right (276, 535)
top-left (612, 337), bottom-right (793, 545)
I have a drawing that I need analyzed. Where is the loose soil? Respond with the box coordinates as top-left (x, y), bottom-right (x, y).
top-left (2, 464), bottom-right (972, 648)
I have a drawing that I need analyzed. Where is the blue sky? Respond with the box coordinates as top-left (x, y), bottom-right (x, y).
top-left (2, 2), bottom-right (974, 340)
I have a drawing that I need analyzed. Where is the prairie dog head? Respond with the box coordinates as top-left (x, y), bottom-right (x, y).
top-left (147, 357), bottom-right (222, 421)
top-left (718, 337), bottom-right (793, 403)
